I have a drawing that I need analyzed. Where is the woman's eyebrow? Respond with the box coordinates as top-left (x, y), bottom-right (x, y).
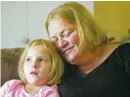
top-left (50, 29), bottom-right (67, 38)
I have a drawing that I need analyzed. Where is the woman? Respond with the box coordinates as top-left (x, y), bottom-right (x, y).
top-left (45, 1), bottom-right (130, 97)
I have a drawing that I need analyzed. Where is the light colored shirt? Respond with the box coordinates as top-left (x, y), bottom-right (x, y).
top-left (0, 79), bottom-right (60, 97)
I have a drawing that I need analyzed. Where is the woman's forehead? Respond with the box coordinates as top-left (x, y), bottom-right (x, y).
top-left (48, 18), bottom-right (75, 37)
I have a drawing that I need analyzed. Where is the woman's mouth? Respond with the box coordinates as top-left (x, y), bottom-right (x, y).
top-left (64, 47), bottom-right (73, 55)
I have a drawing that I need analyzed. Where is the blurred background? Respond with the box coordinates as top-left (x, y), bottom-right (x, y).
top-left (1, 1), bottom-right (130, 49)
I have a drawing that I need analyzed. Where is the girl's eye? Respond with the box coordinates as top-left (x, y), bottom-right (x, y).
top-left (38, 58), bottom-right (47, 62)
top-left (51, 37), bottom-right (58, 43)
top-left (38, 58), bottom-right (43, 62)
top-left (26, 58), bottom-right (31, 62)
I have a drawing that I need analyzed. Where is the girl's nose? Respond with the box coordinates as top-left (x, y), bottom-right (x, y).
top-left (32, 60), bottom-right (38, 68)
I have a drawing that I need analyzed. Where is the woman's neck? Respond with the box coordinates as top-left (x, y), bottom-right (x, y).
top-left (77, 43), bottom-right (120, 74)
top-left (77, 45), bottom-right (106, 74)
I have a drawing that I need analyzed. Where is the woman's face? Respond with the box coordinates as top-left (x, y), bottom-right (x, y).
top-left (48, 18), bottom-right (80, 64)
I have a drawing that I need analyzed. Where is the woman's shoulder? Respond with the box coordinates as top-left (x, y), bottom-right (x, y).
top-left (114, 43), bottom-right (130, 59)
top-left (101, 43), bottom-right (130, 64)
top-left (106, 43), bottom-right (130, 54)
top-left (106, 43), bottom-right (130, 62)
top-left (110, 43), bottom-right (130, 55)
top-left (116, 43), bottom-right (130, 50)
top-left (108, 42), bottom-right (130, 49)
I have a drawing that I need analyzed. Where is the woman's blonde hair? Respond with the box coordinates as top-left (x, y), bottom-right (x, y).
top-left (46, 1), bottom-right (108, 52)
top-left (18, 39), bottom-right (64, 85)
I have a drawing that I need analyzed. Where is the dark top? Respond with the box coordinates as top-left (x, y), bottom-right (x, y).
top-left (58, 43), bottom-right (130, 97)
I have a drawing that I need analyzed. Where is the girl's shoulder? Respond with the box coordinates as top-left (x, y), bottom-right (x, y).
top-left (1, 79), bottom-right (23, 91)
top-left (4, 79), bottom-right (21, 83)
top-left (40, 85), bottom-right (60, 97)
top-left (2, 79), bottom-right (22, 86)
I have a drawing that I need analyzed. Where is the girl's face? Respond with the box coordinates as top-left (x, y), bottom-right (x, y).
top-left (24, 45), bottom-right (51, 86)
top-left (48, 17), bottom-right (80, 64)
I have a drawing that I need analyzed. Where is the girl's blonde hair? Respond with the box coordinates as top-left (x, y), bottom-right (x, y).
top-left (46, 1), bottom-right (108, 52)
top-left (18, 39), bottom-right (64, 85)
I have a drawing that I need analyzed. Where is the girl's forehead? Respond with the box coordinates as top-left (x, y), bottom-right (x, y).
top-left (29, 45), bottom-right (46, 50)
top-left (27, 45), bottom-right (50, 56)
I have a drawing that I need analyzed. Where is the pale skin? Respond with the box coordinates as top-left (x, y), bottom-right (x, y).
top-left (23, 45), bottom-right (52, 94)
top-left (48, 17), bottom-right (121, 74)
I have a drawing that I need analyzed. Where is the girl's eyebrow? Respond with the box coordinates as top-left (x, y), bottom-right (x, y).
top-left (38, 56), bottom-right (49, 60)
top-left (26, 56), bottom-right (31, 58)
top-left (38, 56), bottom-right (46, 57)
top-left (38, 55), bottom-right (49, 58)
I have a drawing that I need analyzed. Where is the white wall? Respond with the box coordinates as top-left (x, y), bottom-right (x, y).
top-left (1, 1), bottom-right (93, 49)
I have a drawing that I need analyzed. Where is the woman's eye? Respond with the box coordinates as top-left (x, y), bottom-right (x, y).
top-left (63, 30), bottom-right (71, 37)
top-left (51, 37), bottom-right (57, 43)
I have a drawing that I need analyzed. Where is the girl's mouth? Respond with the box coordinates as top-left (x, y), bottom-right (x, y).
top-left (30, 71), bottom-right (38, 75)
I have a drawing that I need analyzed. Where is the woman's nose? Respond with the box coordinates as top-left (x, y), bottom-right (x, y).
top-left (58, 37), bottom-right (67, 48)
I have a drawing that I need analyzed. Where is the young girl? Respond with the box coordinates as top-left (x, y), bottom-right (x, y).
top-left (0, 39), bottom-right (64, 97)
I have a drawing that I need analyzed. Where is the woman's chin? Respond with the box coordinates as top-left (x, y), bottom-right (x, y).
top-left (64, 55), bottom-right (77, 64)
